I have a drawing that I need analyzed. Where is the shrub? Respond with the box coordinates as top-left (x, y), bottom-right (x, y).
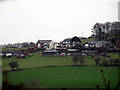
top-left (94, 58), bottom-right (100, 65)
top-left (72, 55), bottom-right (78, 65)
top-left (109, 59), bottom-right (120, 66)
top-left (72, 54), bottom-right (85, 65)
top-left (113, 59), bottom-right (120, 65)
top-left (109, 59), bottom-right (114, 65)
top-left (9, 61), bottom-right (19, 70)
top-left (102, 59), bottom-right (108, 66)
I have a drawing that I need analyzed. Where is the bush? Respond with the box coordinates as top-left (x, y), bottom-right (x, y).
top-left (109, 59), bottom-right (114, 65)
top-left (94, 58), bottom-right (100, 65)
top-left (72, 55), bottom-right (78, 65)
top-left (113, 59), bottom-right (120, 65)
top-left (109, 59), bottom-right (120, 66)
top-left (102, 60), bottom-right (108, 66)
top-left (72, 54), bottom-right (85, 65)
top-left (9, 61), bottom-right (19, 70)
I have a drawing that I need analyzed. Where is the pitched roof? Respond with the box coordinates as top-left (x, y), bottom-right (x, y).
top-left (88, 41), bottom-right (107, 44)
top-left (2, 51), bottom-right (21, 54)
top-left (70, 36), bottom-right (81, 43)
top-left (81, 50), bottom-right (97, 53)
top-left (60, 38), bottom-right (71, 43)
top-left (43, 50), bottom-right (57, 53)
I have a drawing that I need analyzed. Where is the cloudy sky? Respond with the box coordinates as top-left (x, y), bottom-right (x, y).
top-left (0, 0), bottom-right (119, 44)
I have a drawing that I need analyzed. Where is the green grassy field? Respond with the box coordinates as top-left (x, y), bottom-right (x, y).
top-left (81, 38), bottom-right (96, 44)
top-left (2, 52), bottom-right (120, 88)
top-left (2, 52), bottom-right (119, 71)
top-left (2, 66), bottom-right (119, 88)
top-left (2, 52), bottom-right (98, 71)
top-left (2, 52), bottom-right (74, 71)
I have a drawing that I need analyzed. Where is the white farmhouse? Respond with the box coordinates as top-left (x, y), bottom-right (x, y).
top-left (36, 40), bottom-right (54, 50)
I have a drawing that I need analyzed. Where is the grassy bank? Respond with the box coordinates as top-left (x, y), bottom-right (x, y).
top-left (2, 66), bottom-right (119, 88)
top-left (2, 52), bottom-right (119, 71)
top-left (2, 52), bottom-right (73, 71)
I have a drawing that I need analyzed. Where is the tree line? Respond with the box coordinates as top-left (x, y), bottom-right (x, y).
top-left (92, 22), bottom-right (120, 41)
top-left (3, 42), bottom-right (36, 48)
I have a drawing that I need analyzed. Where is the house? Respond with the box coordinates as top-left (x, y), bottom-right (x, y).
top-left (81, 50), bottom-right (97, 56)
top-left (36, 40), bottom-right (54, 50)
top-left (88, 41), bottom-right (97, 48)
top-left (11, 51), bottom-right (22, 56)
top-left (56, 48), bottom-right (67, 54)
top-left (96, 41), bottom-right (107, 48)
top-left (2, 51), bottom-right (13, 58)
top-left (88, 41), bottom-right (108, 48)
top-left (6, 53), bottom-right (13, 58)
top-left (53, 42), bottom-right (60, 49)
top-left (84, 43), bottom-right (89, 48)
top-left (60, 36), bottom-right (82, 49)
top-left (60, 38), bottom-right (71, 48)
top-left (67, 49), bottom-right (77, 55)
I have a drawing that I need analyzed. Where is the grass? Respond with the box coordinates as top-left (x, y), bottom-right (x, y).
top-left (2, 52), bottom-right (73, 71)
top-left (2, 66), bottom-right (120, 88)
top-left (2, 52), bottom-right (120, 88)
top-left (2, 52), bottom-right (119, 71)
top-left (81, 38), bottom-right (96, 44)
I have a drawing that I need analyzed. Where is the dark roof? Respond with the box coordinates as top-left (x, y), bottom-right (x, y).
top-left (43, 50), bottom-right (57, 53)
top-left (88, 41), bottom-right (107, 44)
top-left (2, 51), bottom-right (21, 54)
top-left (97, 41), bottom-right (107, 43)
top-left (70, 36), bottom-right (81, 43)
top-left (60, 38), bottom-right (71, 43)
top-left (81, 50), bottom-right (97, 53)
top-left (38, 40), bottom-right (52, 43)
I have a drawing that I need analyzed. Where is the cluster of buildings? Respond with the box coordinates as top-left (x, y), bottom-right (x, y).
top-left (0, 36), bottom-right (117, 58)
top-left (35, 37), bottom-right (112, 56)
top-left (35, 39), bottom-right (110, 50)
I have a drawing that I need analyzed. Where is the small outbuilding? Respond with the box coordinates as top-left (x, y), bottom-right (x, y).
top-left (81, 50), bottom-right (97, 56)
top-left (42, 50), bottom-right (58, 55)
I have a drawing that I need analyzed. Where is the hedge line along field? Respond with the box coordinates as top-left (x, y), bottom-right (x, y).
top-left (2, 52), bottom-right (96, 71)
top-left (2, 53), bottom-right (73, 71)
top-left (2, 52), bottom-right (119, 71)
top-left (2, 66), bottom-right (119, 88)
top-left (2, 52), bottom-right (120, 88)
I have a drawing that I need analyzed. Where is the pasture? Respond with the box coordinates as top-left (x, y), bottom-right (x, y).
top-left (2, 52), bottom-right (119, 71)
top-left (2, 66), bottom-right (119, 88)
top-left (2, 52), bottom-right (120, 88)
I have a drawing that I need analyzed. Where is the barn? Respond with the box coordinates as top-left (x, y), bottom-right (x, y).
top-left (42, 50), bottom-right (58, 55)
top-left (81, 50), bottom-right (98, 56)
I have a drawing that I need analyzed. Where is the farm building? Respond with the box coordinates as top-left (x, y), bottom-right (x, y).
top-left (60, 38), bottom-right (71, 48)
top-left (56, 48), bottom-right (67, 54)
top-left (60, 36), bottom-right (82, 49)
top-left (2, 51), bottom-right (13, 58)
top-left (88, 41), bottom-right (109, 48)
top-left (81, 50), bottom-right (97, 56)
top-left (53, 42), bottom-right (60, 49)
top-left (67, 49), bottom-right (78, 55)
top-left (42, 50), bottom-right (58, 55)
top-left (36, 40), bottom-right (54, 50)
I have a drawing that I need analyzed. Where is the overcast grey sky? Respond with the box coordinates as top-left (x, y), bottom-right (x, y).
top-left (0, 0), bottom-right (119, 44)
